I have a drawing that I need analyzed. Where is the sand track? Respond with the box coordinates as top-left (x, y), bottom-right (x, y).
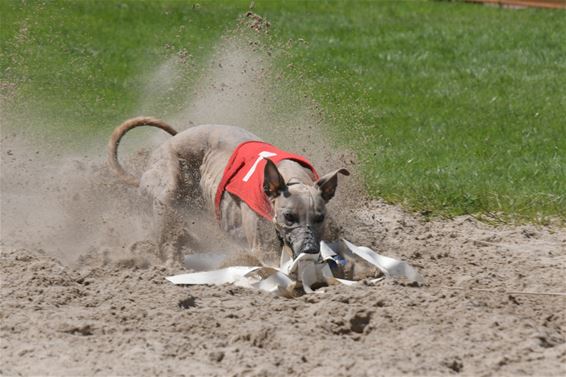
top-left (1, 192), bottom-right (565, 376)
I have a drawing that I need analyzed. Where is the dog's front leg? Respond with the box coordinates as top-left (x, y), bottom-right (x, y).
top-left (240, 204), bottom-right (280, 266)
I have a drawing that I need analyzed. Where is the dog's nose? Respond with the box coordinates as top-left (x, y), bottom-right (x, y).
top-left (301, 246), bottom-right (319, 254)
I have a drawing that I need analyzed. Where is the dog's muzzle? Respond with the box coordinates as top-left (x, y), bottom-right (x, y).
top-left (300, 237), bottom-right (319, 254)
top-left (275, 223), bottom-right (320, 257)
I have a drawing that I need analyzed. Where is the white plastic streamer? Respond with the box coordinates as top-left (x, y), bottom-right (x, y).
top-left (166, 239), bottom-right (423, 297)
top-left (342, 240), bottom-right (424, 285)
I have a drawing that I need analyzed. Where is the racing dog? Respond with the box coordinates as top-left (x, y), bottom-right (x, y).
top-left (108, 117), bottom-right (349, 266)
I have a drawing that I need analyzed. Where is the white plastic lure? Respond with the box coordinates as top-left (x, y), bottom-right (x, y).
top-left (166, 239), bottom-right (424, 297)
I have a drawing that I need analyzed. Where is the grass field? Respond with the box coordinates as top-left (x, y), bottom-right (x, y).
top-left (1, 0), bottom-right (565, 223)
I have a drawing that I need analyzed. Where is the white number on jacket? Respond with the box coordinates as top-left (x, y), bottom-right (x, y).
top-left (242, 151), bottom-right (277, 182)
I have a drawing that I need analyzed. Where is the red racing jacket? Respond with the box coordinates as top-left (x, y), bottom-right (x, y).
top-left (215, 141), bottom-right (319, 221)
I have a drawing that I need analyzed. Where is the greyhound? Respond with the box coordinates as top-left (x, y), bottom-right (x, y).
top-left (107, 117), bottom-right (349, 266)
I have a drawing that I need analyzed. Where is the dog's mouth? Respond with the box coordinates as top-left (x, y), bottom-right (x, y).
top-left (276, 224), bottom-right (320, 258)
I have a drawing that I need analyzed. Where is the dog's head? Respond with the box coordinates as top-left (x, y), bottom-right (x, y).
top-left (263, 159), bottom-right (349, 258)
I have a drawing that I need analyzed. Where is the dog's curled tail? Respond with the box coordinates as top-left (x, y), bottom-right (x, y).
top-left (107, 116), bottom-right (178, 187)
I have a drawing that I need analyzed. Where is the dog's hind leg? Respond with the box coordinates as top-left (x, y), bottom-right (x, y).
top-left (139, 147), bottom-right (194, 265)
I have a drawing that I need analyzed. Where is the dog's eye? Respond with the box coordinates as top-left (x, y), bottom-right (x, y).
top-left (314, 214), bottom-right (325, 223)
top-left (284, 213), bottom-right (297, 224)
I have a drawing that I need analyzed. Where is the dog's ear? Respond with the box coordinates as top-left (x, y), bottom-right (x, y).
top-left (263, 159), bottom-right (286, 198)
top-left (315, 168), bottom-right (350, 202)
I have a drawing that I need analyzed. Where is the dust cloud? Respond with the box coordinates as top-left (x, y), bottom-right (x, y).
top-left (0, 22), bottom-right (357, 267)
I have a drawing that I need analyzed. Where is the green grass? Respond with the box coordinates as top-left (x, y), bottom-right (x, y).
top-left (0, 0), bottom-right (242, 137)
top-left (1, 0), bottom-right (565, 223)
top-left (261, 0), bottom-right (566, 223)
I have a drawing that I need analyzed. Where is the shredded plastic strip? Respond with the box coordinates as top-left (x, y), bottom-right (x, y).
top-left (166, 239), bottom-right (424, 297)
